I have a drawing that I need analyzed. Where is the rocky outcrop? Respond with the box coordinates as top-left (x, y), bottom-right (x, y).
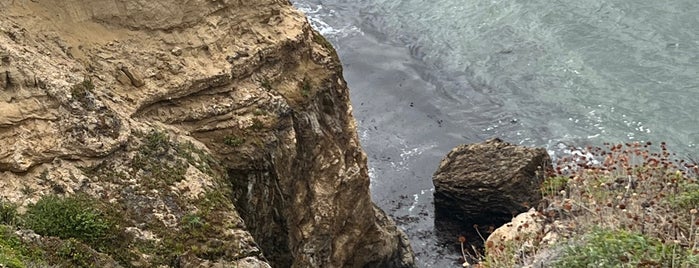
top-left (485, 208), bottom-right (543, 253)
top-left (433, 138), bottom-right (551, 226)
top-left (0, 0), bottom-right (414, 267)
top-left (484, 208), bottom-right (566, 267)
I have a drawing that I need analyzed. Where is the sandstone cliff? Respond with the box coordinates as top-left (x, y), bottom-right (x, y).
top-left (0, 0), bottom-right (414, 267)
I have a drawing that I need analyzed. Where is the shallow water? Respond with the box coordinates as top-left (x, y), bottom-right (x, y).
top-left (291, 1), bottom-right (699, 266)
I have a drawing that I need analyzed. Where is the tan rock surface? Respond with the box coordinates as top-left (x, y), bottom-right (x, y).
top-left (485, 208), bottom-right (544, 258)
top-left (0, 0), bottom-right (415, 267)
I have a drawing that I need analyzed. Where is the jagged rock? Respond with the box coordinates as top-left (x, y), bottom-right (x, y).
top-left (0, 0), bottom-right (415, 267)
top-left (175, 252), bottom-right (272, 268)
top-left (118, 65), bottom-right (145, 87)
top-left (433, 138), bottom-right (551, 226)
top-left (485, 208), bottom-right (543, 253)
top-left (484, 208), bottom-right (568, 267)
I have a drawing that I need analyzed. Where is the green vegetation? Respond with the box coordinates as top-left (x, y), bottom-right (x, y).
top-left (672, 181), bottom-right (699, 210)
top-left (0, 225), bottom-right (42, 268)
top-left (301, 77), bottom-right (312, 97)
top-left (131, 130), bottom-right (188, 186)
top-left (0, 194), bottom-right (124, 267)
top-left (70, 78), bottom-right (95, 103)
top-left (555, 228), bottom-right (699, 267)
top-left (0, 202), bottom-right (17, 226)
top-left (181, 213), bottom-right (204, 230)
top-left (55, 238), bottom-right (98, 268)
top-left (250, 118), bottom-right (264, 130)
top-left (0, 128), bottom-right (253, 266)
top-left (224, 135), bottom-right (245, 147)
top-left (479, 142), bottom-right (699, 267)
top-left (252, 109), bottom-right (267, 116)
top-left (540, 176), bottom-right (569, 197)
top-left (146, 189), bottom-right (241, 263)
top-left (80, 129), bottom-right (219, 188)
top-left (141, 129), bottom-right (169, 153)
top-left (82, 128), bottom-right (247, 265)
top-left (24, 195), bottom-right (116, 251)
top-left (176, 140), bottom-right (217, 176)
top-left (260, 79), bottom-right (273, 90)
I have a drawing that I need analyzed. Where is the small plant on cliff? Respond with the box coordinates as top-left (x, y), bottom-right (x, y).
top-left (0, 225), bottom-right (44, 267)
top-left (132, 130), bottom-right (187, 185)
top-left (24, 195), bottom-right (116, 251)
top-left (540, 176), bottom-right (569, 197)
top-left (301, 77), bottom-right (312, 97)
top-left (223, 135), bottom-right (245, 147)
top-left (0, 201), bottom-right (17, 225)
top-left (260, 79), bottom-right (273, 91)
top-left (141, 130), bottom-right (170, 156)
top-left (176, 141), bottom-right (217, 176)
top-left (250, 118), bottom-right (265, 130)
top-left (70, 78), bottom-right (99, 110)
top-left (70, 78), bottom-right (95, 101)
top-left (181, 213), bottom-right (204, 230)
top-left (55, 238), bottom-right (98, 268)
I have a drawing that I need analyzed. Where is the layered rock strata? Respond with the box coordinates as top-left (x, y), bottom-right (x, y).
top-left (0, 0), bottom-right (414, 267)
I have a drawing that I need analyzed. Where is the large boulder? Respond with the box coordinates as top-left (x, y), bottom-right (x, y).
top-left (433, 138), bottom-right (551, 226)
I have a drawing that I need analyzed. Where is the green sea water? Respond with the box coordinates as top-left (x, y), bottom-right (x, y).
top-left (301, 0), bottom-right (699, 151)
top-left (377, 0), bottom-right (698, 147)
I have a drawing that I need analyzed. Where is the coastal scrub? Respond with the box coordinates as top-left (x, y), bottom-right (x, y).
top-left (481, 142), bottom-right (699, 267)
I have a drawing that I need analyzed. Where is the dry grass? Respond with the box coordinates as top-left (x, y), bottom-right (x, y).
top-left (476, 142), bottom-right (699, 267)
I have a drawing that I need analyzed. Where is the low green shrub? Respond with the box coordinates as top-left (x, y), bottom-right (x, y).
top-left (223, 135), bottom-right (245, 147)
top-left (301, 77), bottom-right (312, 97)
top-left (56, 238), bottom-right (96, 268)
top-left (260, 79), bottom-right (273, 91)
top-left (24, 195), bottom-right (115, 250)
top-left (70, 79), bottom-right (95, 102)
top-left (181, 213), bottom-right (204, 231)
top-left (139, 130), bottom-right (170, 158)
top-left (132, 130), bottom-right (187, 185)
top-left (0, 226), bottom-right (27, 268)
top-left (555, 228), bottom-right (699, 267)
top-left (250, 118), bottom-right (264, 130)
top-left (672, 182), bottom-right (699, 210)
top-left (0, 202), bottom-right (17, 225)
top-left (540, 176), bottom-right (569, 196)
top-left (0, 225), bottom-right (42, 268)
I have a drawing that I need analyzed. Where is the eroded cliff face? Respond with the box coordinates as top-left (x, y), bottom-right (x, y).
top-left (0, 0), bottom-right (414, 267)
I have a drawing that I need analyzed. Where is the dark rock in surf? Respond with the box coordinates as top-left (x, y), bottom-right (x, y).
top-left (432, 138), bottom-right (551, 226)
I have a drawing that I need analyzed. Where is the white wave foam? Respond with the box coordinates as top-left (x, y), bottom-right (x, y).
top-left (293, 2), bottom-right (361, 38)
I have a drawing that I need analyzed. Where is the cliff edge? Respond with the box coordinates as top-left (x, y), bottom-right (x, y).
top-left (0, 0), bottom-right (414, 267)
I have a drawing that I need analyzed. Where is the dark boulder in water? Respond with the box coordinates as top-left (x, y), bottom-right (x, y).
top-left (433, 138), bottom-right (551, 228)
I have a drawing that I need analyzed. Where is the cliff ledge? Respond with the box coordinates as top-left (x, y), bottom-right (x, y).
top-left (0, 0), bottom-right (415, 267)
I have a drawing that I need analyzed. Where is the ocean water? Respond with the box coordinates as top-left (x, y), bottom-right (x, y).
top-left (291, 0), bottom-right (699, 266)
